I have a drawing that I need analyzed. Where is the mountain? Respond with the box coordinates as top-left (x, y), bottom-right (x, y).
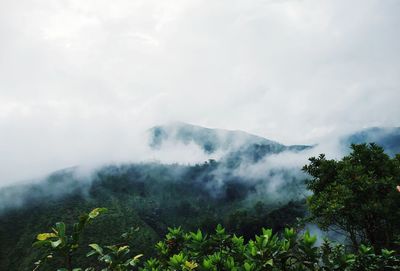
top-left (148, 122), bottom-right (312, 164)
top-left (149, 122), bottom-right (282, 153)
top-left (342, 127), bottom-right (400, 156)
top-left (1, 124), bottom-right (399, 270)
top-left (0, 123), bottom-right (313, 270)
top-left (0, 162), bottom-right (306, 270)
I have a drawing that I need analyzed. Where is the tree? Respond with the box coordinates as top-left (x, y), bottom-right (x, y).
top-left (303, 143), bottom-right (400, 250)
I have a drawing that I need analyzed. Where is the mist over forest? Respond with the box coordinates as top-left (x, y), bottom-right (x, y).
top-left (2, 123), bottom-right (399, 211)
top-left (0, 123), bottom-right (399, 270)
top-left (1, 1), bottom-right (400, 270)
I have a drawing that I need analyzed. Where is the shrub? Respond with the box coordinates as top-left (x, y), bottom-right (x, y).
top-left (33, 208), bottom-right (400, 271)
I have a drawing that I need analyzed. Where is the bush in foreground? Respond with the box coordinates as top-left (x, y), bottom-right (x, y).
top-left (33, 208), bottom-right (399, 271)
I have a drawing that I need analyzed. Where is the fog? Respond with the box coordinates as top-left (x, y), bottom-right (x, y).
top-left (1, 0), bottom-right (399, 185)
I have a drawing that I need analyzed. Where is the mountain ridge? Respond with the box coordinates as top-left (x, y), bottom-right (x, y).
top-left (341, 126), bottom-right (400, 156)
top-left (0, 124), bottom-right (399, 270)
top-left (148, 122), bottom-right (312, 158)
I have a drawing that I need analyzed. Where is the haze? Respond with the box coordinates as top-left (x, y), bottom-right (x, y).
top-left (0, 0), bottom-right (399, 184)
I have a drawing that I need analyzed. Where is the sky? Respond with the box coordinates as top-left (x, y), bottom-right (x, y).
top-left (0, 0), bottom-right (399, 184)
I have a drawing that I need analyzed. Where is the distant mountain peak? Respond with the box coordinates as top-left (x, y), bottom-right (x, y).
top-left (148, 123), bottom-right (281, 153)
top-left (148, 123), bottom-right (312, 164)
top-left (342, 126), bottom-right (400, 156)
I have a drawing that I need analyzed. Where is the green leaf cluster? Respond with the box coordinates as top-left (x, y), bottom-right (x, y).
top-left (33, 208), bottom-right (107, 271)
top-left (32, 206), bottom-right (400, 271)
top-left (303, 143), bottom-right (400, 250)
top-left (141, 225), bottom-right (399, 271)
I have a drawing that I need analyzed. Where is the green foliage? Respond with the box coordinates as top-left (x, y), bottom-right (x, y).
top-left (86, 243), bottom-right (143, 270)
top-left (303, 143), bottom-right (400, 250)
top-left (8, 142), bottom-right (400, 270)
top-left (32, 212), bottom-right (400, 270)
top-left (32, 208), bottom-right (107, 271)
top-left (142, 225), bottom-right (399, 271)
top-left (0, 162), bottom-right (306, 270)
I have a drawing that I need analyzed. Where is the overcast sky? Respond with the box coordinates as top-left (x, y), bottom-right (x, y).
top-left (0, 0), bottom-right (399, 184)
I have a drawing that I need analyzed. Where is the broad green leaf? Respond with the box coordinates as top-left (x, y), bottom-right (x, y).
top-left (37, 233), bottom-right (57, 241)
top-left (117, 245), bottom-right (129, 253)
top-left (89, 243), bottom-right (103, 255)
top-left (185, 260), bottom-right (198, 270)
top-left (51, 239), bottom-right (62, 248)
top-left (88, 208), bottom-right (107, 219)
top-left (134, 254), bottom-right (143, 260)
top-left (265, 259), bottom-right (273, 266)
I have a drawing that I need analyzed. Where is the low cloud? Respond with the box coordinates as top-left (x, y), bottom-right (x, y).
top-left (0, 0), bottom-right (399, 184)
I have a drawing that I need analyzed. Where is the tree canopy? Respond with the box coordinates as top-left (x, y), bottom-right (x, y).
top-left (303, 143), bottom-right (400, 250)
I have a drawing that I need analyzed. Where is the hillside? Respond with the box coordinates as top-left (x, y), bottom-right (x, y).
top-left (0, 162), bottom-right (307, 270)
top-left (1, 124), bottom-right (399, 270)
top-left (0, 124), bottom-right (312, 270)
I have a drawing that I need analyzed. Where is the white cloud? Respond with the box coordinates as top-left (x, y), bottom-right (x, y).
top-left (0, 0), bottom-right (399, 184)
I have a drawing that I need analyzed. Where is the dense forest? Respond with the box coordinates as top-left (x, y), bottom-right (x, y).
top-left (0, 160), bottom-right (306, 270)
top-left (0, 125), bottom-right (399, 270)
top-left (2, 0), bottom-right (400, 268)
top-left (28, 144), bottom-right (400, 270)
